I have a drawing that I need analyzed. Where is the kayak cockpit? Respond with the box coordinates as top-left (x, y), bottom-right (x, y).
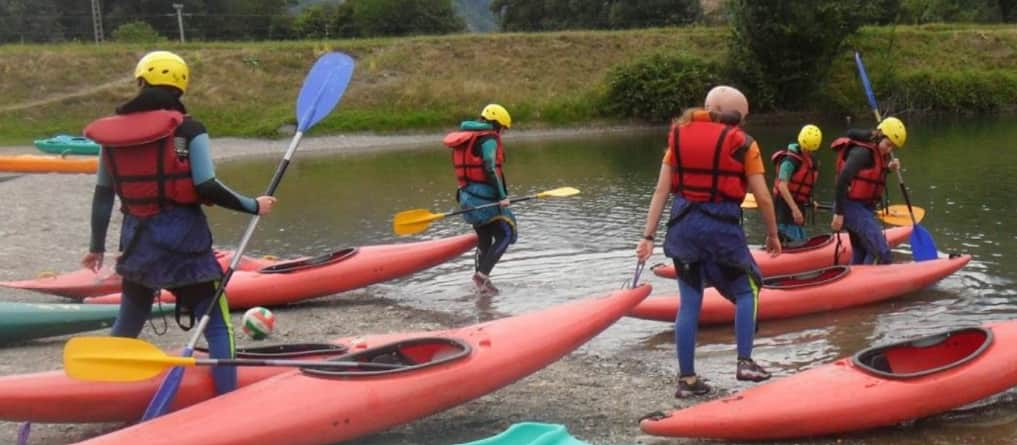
top-left (763, 265), bottom-right (850, 289)
top-left (301, 337), bottom-right (470, 378)
top-left (259, 248), bottom-right (359, 274)
top-left (852, 327), bottom-right (993, 379)
top-left (767, 233), bottom-right (835, 253)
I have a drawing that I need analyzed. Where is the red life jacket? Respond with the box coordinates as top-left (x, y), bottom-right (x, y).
top-left (770, 146), bottom-right (818, 205)
top-left (667, 112), bottom-right (751, 203)
top-left (84, 110), bottom-right (202, 218)
top-left (832, 137), bottom-right (886, 203)
top-left (444, 130), bottom-right (504, 189)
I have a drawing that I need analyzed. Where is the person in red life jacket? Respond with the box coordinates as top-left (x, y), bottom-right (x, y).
top-left (771, 124), bottom-right (822, 244)
top-left (829, 117), bottom-right (906, 264)
top-left (79, 51), bottom-right (277, 395)
top-left (444, 104), bottom-right (515, 295)
top-left (635, 86), bottom-right (781, 398)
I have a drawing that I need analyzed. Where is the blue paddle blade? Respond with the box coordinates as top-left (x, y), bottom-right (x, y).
top-left (141, 346), bottom-right (193, 420)
top-left (910, 224), bottom-right (939, 261)
top-left (854, 52), bottom-right (879, 112)
top-left (296, 52), bottom-right (356, 132)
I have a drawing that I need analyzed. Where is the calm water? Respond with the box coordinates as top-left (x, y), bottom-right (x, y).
top-left (212, 115), bottom-right (1017, 444)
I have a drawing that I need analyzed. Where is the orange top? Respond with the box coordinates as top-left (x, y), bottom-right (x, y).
top-left (662, 141), bottom-right (764, 176)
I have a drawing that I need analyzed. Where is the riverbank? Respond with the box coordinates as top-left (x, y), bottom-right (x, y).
top-left (2, 24), bottom-right (1015, 145)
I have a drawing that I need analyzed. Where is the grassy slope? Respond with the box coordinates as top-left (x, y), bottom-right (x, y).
top-left (0, 24), bottom-right (1014, 145)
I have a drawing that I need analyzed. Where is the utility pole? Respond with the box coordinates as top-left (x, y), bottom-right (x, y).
top-left (173, 3), bottom-right (185, 43)
top-left (91, 0), bottom-right (104, 43)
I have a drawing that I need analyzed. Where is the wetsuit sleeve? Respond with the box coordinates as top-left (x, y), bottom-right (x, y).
top-left (834, 147), bottom-right (875, 214)
top-left (89, 153), bottom-right (115, 253)
top-left (480, 137), bottom-right (507, 199)
top-left (188, 134), bottom-right (259, 214)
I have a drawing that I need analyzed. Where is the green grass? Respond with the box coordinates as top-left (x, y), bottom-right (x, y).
top-left (0, 25), bottom-right (1014, 145)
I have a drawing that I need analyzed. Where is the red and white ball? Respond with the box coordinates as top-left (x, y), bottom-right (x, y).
top-left (241, 306), bottom-right (275, 340)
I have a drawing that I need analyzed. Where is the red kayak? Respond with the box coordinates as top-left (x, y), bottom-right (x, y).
top-left (650, 226), bottom-right (913, 279)
top-left (83, 234), bottom-right (477, 308)
top-left (0, 285), bottom-right (650, 427)
top-left (641, 320), bottom-right (1017, 440)
top-left (629, 255), bottom-right (970, 324)
top-left (0, 250), bottom-right (273, 299)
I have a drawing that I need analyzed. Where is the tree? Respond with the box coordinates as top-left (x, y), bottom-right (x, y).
top-left (347, 0), bottom-right (465, 37)
top-left (608, 0), bottom-right (701, 28)
top-left (491, 0), bottom-right (701, 31)
top-left (112, 21), bottom-right (165, 43)
top-left (727, 0), bottom-right (883, 111)
top-left (0, 0), bottom-right (65, 43)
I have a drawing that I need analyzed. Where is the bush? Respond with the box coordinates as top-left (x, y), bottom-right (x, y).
top-left (600, 53), bottom-right (721, 122)
top-left (111, 21), bottom-right (165, 43)
top-left (889, 69), bottom-right (1017, 112)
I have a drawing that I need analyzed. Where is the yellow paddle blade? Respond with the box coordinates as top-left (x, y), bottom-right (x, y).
top-left (64, 336), bottom-right (196, 382)
top-left (392, 209), bottom-right (446, 236)
top-left (742, 192), bottom-right (758, 209)
top-left (535, 186), bottom-right (581, 198)
top-left (877, 205), bottom-right (926, 226)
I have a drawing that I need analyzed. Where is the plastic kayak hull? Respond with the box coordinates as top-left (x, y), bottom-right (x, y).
top-left (70, 285), bottom-right (651, 444)
top-left (650, 226), bottom-right (913, 279)
top-left (82, 234), bottom-right (478, 308)
top-left (456, 422), bottom-right (593, 445)
top-left (641, 320), bottom-right (1017, 440)
top-left (629, 255), bottom-right (970, 324)
top-left (33, 135), bottom-right (101, 156)
top-left (0, 302), bottom-right (174, 344)
top-left (0, 251), bottom-right (273, 299)
top-left (0, 155), bottom-right (98, 174)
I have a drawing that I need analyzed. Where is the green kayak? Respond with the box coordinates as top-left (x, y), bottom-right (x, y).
top-left (33, 135), bottom-right (101, 156)
top-left (456, 423), bottom-right (629, 445)
top-left (0, 302), bottom-right (173, 344)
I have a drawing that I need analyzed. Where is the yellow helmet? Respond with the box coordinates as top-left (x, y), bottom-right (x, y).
top-left (797, 124), bottom-right (822, 151)
top-left (877, 117), bottom-right (907, 148)
top-left (704, 85), bottom-right (748, 121)
top-left (135, 51), bottom-right (189, 94)
top-left (480, 104), bottom-right (512, 129)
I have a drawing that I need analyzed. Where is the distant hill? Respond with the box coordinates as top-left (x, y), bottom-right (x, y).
top-left (293, 0), bottom-right (498, 32)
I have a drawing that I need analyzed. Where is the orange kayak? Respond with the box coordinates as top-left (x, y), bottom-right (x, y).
top-left (0, 154), bottom-right (98, 174)
top-left (82, 234), bottom-right (477, 308)
top-left (641, 320), bottom-right (1017, 440)
top-left (0, 285), bottom-right (650, 433)
top-left (630, 255), bottom-right (970, 324)
top-left (651, 226), bottom-right (913, 279)
top-left (71, 284), bottom-right (650, 445)
top-left (0, 250), bottom-right (272, 299)
top-left (0, 343), bottom-right (348, 423)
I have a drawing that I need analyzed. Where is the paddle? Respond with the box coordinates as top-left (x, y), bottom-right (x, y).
top-left (392, 186), bottom-right (581, 236)
top-left (742, 193), bottom-right (924, 226)
top-left (854, 51), bottom-right (938, 261)
top-left (138, 52), bottom-right (356, 421)
top-left (64, 337), bottom-right (400, 383)
top-left (631, 261), bottom-right (645, 288)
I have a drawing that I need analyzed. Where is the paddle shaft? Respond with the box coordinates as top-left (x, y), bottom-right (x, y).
top-left (442, 193), bottom-right (538, 219)
top-left (187, 131), bottom-right (304, 351)
top-left (194, 356), bottom-right (401, 370)
top-left (855, 51), bottom-right (919, 226)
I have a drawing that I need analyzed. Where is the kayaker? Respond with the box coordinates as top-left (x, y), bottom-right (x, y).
top-left (771, 124), bottom-right (822, 244)
top-left (444, 104), bottom-right (515, 295)
top-left (829, 117), bottom-right (906, 264)
top-left (635, 85), bottom-right (781, 398)
top-left (79, 51), bottom-right (276, 395)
